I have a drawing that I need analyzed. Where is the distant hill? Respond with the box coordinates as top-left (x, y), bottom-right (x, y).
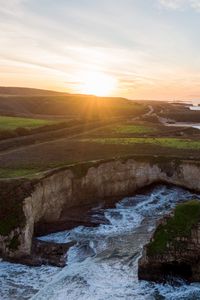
top-left (0, 87), bottom-right (67, 96)
top-left (0, 87), bottom-right (146, 119)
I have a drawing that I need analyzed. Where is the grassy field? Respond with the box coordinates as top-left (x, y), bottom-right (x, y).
top-left (0, 168), bottom-right (40, 178)
top-left (0, 90), bottom-right (200, 179)
top-left (81, 123), bottom-right (164, 138)
top-left (0, 137), bottom-right (200, 178)
top-left (0, 119), bottom-right (200, 178)
top-left (113, 124), bottom-right (157, 134)
top-left (0, 116), bottom-right (56, 130)
top-left (81, 137), bottom-right (200, 150)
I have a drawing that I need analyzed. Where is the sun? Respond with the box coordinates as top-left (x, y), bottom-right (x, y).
top-left (79, 71), bottom-right (117, 96)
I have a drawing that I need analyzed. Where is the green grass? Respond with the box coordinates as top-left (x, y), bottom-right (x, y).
top-left (0, 168), bottom-right (41, 178)
top-left (82, 137), bottom-right (200, 150)
top-left (0, 116), bottom-right (56, 130)
top-left (114, 125), bottom-right (156, 134)
top-left (147, 200), bottom-right (200, 256)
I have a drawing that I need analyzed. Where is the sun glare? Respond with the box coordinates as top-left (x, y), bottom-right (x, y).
top-left (79, 71), bottom-right (117, 96)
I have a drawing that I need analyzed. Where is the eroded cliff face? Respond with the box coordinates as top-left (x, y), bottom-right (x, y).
top-left (1, 157), bottom-right (200, 261)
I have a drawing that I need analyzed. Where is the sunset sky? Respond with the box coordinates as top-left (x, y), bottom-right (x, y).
top-left (1, 0), bottom-right (200, 100)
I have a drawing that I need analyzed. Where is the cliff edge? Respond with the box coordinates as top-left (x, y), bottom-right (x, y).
top-left (1, 156), bottom-right (200, 265)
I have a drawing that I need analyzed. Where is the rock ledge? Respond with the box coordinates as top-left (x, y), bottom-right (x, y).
top-left (138, 200), bottom-right (200, 282)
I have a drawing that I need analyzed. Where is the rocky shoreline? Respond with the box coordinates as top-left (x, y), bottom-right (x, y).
top-left (6, 240), bottom-right (75, 267)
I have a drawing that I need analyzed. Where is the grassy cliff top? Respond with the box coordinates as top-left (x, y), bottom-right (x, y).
top-left (147, 200), bottom-right (200, 256)
top-left (0, 155), bottom-right (199, 179)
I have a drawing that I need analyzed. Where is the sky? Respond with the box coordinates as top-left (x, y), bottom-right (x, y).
top-left (1, 0), bottom-right (200, 100)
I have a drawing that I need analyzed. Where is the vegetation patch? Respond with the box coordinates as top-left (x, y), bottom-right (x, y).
top-left (82, 137), bottom-right (200, 150)
top-left (113, 125), bottom-right (156, 134)
top-left (0, 116), bottom-right (56, 130)
top-left (0, 199), bottom-right (25, 236)
top-left (147, 200), bottom-right (200, 256)
top-left (0, 168), bottom-right (41, 179)
top-left (0, 155), bottom-right (195, 179)
top-left (0, 180), bottom-right (36, 236)
top-left (8, 234), bottom-right (20, 251)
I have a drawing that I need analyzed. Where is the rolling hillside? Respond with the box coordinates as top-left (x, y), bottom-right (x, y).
top-left (0, 87), bottom-right (146, 120)
top-left (0, 87), bottom-right (67, 96)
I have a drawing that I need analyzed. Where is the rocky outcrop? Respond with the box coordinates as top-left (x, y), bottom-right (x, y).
top-left (7, 240), bottom-right (75, 267)
top-left (138, 200), bottom-right (200, 282)
top-left (1, 156), bottom-right (200, 264)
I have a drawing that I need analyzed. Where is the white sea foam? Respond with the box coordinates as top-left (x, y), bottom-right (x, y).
top-left (1, 185), bottom-right (200, 300)
top-left (38, 230), bottom-right (71, 243)
top-left (0, 261), bottom-right (60, 300)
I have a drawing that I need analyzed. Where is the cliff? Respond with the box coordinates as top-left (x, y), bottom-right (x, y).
top-left (138, 200), bottom-right (200, 282)
top-left (1, 156), bottom-right (200, 263)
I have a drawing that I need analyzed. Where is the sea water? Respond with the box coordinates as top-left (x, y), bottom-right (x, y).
top-left (1, 185), bottom-right (200, 300)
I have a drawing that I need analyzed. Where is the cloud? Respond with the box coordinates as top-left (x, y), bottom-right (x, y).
top-left (0, 0), bottom-right (26, 14)
top-left (1, 0), bottom-right (200, 99)
top-left (159, 0), bottom-right (200, 11)
top-left (191, 0), bottom-right (200, 10)
top-left (159, 0), bottom-right (185, 9)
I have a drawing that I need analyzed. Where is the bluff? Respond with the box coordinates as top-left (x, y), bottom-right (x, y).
top-left (1, 156), bottom-right (200, 264)
top-left (138, 200), bottom-right (200, 282)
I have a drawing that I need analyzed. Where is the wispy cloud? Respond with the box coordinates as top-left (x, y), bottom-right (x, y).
top-left (191, 0), bottom-right (200, 11)
top-left (0, 0), bottom-right (27, 15)
top-left (159, 0), bottom-right (200, 11)
top-left (1, 0), bottom-right (200, 99)
top-left (159, 0), bottom-right (185, 9)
